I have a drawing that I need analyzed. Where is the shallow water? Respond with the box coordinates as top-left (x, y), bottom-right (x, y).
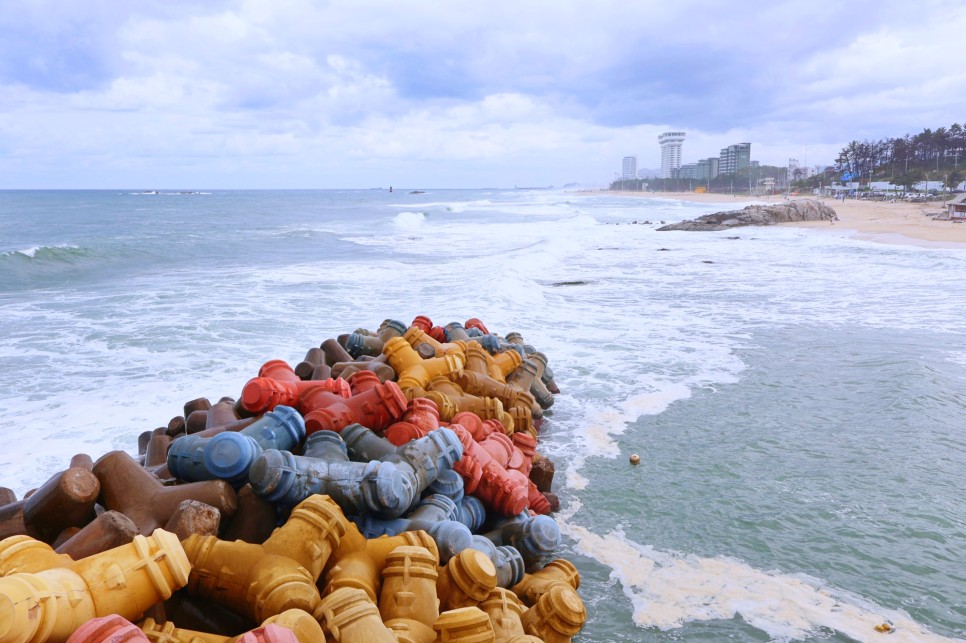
top-left (1, 189), bottom-right (963, 641)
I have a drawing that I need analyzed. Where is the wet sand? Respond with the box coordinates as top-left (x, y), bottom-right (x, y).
top-left (598, 190), bottom-right (966, 248)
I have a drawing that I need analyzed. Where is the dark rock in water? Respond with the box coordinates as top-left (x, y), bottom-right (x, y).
top-left (530, 457), bottom-right (555, 493)
top-left (657, 199), bottom-right (837, 231)
top-left (551, 280), bottom-right (590, 287)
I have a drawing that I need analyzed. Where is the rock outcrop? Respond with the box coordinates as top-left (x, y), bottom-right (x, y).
top-left (657, 199), bottom-right (837, 231)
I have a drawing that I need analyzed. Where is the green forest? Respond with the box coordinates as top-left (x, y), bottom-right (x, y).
top-left (819, 123), bottom-right (965, 192)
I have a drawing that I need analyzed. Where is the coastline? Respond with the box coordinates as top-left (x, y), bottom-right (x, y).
top-left (596, 190), bottom-right (966, 248)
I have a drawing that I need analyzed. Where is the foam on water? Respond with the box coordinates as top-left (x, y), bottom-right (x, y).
top-left (392, 210), bottom-right (427, 227)
top-left (558, 503), bottom-right (957, 642)
top-left (389, 198), bottom-right (495, 213)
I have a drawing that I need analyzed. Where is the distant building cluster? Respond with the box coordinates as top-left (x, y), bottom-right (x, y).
top-left (678, 142), bottom-right (750, 180)
top-left (788, 158), bottom-right (823, 181)
top-left (620, 134), bottom-right (755, 183)
top-left (619, 135), bottom-right (826, 187)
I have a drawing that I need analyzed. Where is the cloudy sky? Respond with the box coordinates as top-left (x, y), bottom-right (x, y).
top-left (2, 0), bottom-right (965, 189)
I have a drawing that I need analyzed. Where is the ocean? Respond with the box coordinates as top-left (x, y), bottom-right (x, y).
top-left (1, 188), bottom-right (964, 642)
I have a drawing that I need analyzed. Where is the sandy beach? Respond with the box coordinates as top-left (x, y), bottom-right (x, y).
top-left (601, 190), bottom-right (966, 248)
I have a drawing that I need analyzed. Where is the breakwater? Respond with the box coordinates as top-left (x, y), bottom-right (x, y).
top-left (0, 316), bottom-right (585, 642)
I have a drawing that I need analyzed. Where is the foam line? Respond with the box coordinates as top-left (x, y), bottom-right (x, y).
top-left (557, 503), bottom-right (955, 642)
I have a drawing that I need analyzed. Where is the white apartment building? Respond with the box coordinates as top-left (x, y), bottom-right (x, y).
top-left (658, 132), bottom-right (686, 179)
top-left (788, 157), bottom-right (812, 180)
top-left (622, 156), bottom-right (637, 179)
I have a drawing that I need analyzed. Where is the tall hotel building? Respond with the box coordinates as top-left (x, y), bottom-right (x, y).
top-left (658, 132), bottom-right (686, 178)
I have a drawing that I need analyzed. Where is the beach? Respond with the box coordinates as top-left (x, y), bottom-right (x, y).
top-left (604, 190), bottom-right (966, 248)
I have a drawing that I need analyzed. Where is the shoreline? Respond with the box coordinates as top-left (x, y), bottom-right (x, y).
top-left (594, 190), bottom-right (966, 249)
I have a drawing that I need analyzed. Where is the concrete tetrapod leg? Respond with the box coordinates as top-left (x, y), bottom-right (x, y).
top-left (219, 485), bottom-right (277, 545)
top-left (464, 318), bottom-right (490, 335)
top-left (400, 327), bottom-right (466, 360)
top-left (259, 609), bottom-right (325, 643)
top-left (466, 537), bottom-right (525, 590)
top-left (378, 545), bottom-right (440, 642)
top-left (66, 615), bottom-right (149, 643)
top-left (483, 513), bottom-right (561, 572)
top-left (479, 588), bottom-right (527, 643)
top-left (352, 494), bottom-right (473, 565)
top-left (294, 347), bottom-right (325, 380)
top-left (166, 405), bottom-right (305, 486)
top-left (425, 378), bottom-right (511, 429)
top-left (519, 584), bottom-right (586, 643)
top-left (92, 451), bottom-right (237, 536)
top-left (240, 365), bottom-right (351, 416)
top-left (0, 535), bottom-right (72, 575)
top-left (11, 466), bottom-right (100, 545)
top-left (383, 396), bottom-right (442, 446)
top-left (343, 331), bottom-right (391, 359)
top-left (436, 548), bottom-right (498, 612)
top-left (510, 558), bottom-right (580, 607)
top-left (524, 352), bottom-right (555, 410)
top-left (302, 374), bottom-right (409, 435)
top-left (322, 520), bottom-right (439, 604)
top-left (443, 322), bottom-right (472, 343)
top-left (138, 619), bottom-right (302, 643)
top-left (54, 511), bottom-right (139, 560)
top-left (448, 425), bottom-right (529, 517)
top-left (433, 606), bottom-right (497, 642)
top-left (0, 529), bottom-right (189, 643)
top-left (248, 441), bottom-right (419, 519)
top-left (340, 423), bottom-right (463, 499)
top-left (383, 336), bottom-right (465, 392)
top-left (314, 587), bottom-right (398, 643)
top-left (455, 371), bottom-right (535, 434)
top-left (181, 494), bottom-right (347, 623)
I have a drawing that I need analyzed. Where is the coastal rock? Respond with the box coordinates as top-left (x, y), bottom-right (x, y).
top-left (657, 199), bottom-right (837, 231)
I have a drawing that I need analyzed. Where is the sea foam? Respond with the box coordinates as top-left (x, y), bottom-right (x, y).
top-left (557, 501), bottom-right (957, 642)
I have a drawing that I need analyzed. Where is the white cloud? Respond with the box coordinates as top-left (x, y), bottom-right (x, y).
top-left (1, 0), bottom-right (966, 187)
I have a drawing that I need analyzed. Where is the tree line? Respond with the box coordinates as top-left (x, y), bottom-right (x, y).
top-left (828, 123), bottom-right (966, 191)
top-left (610, 165), bottom-right (790, 194)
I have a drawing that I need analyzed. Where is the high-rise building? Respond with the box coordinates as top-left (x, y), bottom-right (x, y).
top-left (678, 163), bottom-right (699, 179)
top-left (697, 157), bottom-right (719, 180)
top-left (622, 156), bottom-right (637, 179)
top-left (658, 132), bottom-right (686, 178)
top-left (718, 143), bottom-right (751, 174)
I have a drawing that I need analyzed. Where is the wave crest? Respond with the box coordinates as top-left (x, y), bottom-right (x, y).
top-left (1, 244), bottom-right (87, 262)
top-left (392, 211), bottom-right (427, 228)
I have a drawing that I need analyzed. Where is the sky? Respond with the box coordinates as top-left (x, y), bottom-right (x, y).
top-left (2, 0), bottom-right (965, 189)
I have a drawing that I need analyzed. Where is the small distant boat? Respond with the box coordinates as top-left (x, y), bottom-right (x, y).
top-left (410, 190), bottom-right (425, 194)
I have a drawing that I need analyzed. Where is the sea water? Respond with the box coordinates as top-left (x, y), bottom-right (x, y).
top-left (1, 188), bottom-right (963, 642)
